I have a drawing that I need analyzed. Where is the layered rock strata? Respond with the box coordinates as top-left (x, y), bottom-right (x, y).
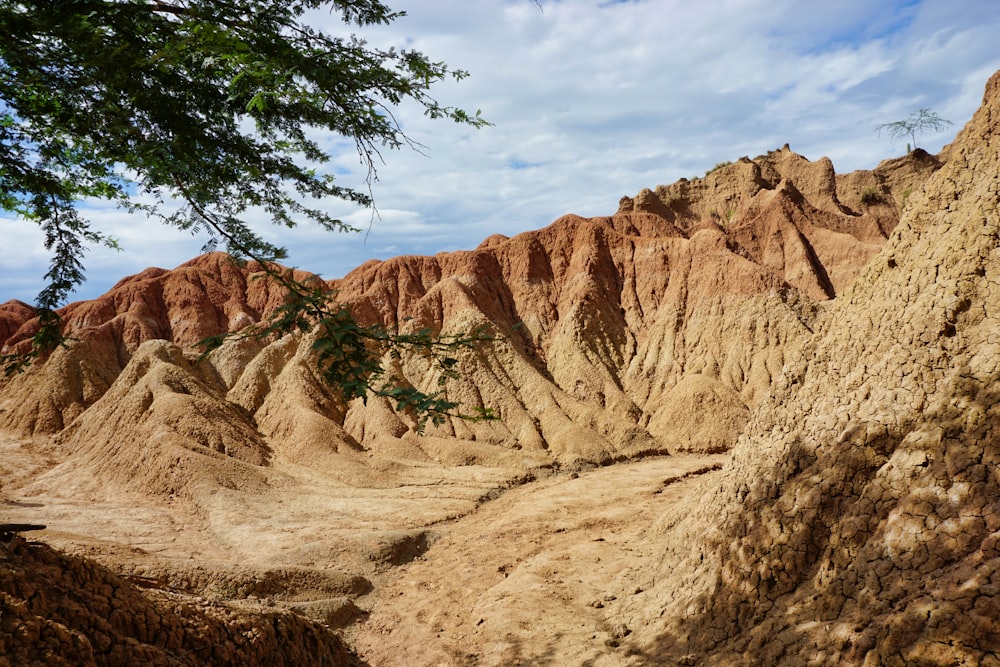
top-left (1, 146), bottom-right (936, 480)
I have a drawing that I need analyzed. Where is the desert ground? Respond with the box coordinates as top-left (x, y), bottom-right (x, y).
top-left (3, 426), bottom-right (725, 665)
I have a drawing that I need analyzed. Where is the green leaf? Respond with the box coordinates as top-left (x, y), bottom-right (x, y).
top-left (1, 1), bottom-right (494, 425)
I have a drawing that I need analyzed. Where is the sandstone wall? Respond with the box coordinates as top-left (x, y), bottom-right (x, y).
top-left (623, 69), bottom-right (1000, 666)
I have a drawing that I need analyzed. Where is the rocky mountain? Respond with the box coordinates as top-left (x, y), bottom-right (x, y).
top-left (2, 65), bottom-right (996, 666)
top-left (0, 143), bottom-right (939, 476)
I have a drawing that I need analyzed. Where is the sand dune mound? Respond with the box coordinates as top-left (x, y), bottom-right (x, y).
top-left (32, 340), bottom-right (273, 498)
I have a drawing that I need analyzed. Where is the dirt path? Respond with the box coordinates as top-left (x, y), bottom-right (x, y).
top-left (349, 454), bottom-right (726, 666)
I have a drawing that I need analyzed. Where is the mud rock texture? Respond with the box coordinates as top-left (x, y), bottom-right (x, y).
top-left (612, 69), bottom-right (1000, 665)
top-left (0, 535), bottom-right (356, 666)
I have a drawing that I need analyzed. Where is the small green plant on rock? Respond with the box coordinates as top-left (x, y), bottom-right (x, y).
top-left (705, 160), bottom-right (733, 176)
top-left (875, 108), bottom-right (953, 152)
top-left (860, 187), bottom-right (886, 205)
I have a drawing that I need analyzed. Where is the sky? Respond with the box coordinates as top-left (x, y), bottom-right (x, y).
top-left (3, 0), bottom-right (1000, 304)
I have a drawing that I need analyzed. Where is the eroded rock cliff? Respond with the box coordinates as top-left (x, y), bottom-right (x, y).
top-left (619, 69), bottom-right (1000, 666)
top-left (1, 144), bottom-right (936, 483)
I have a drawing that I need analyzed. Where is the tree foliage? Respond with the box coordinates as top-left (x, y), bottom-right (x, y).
top-left (0, 0), bottom-right (494, 426)
top-left (875, 108), bottom-right (953, 152)
top-left (198, 268), bottom-right (497, 430)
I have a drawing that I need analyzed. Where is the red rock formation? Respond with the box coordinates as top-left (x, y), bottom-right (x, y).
top-left (328, 147), bottom-right (936, 458)
top-left (1, 253), bottom-right (316, 354)
top-left (0, 300), bottom-right (34, 347)
top-left (0, 145), bottom-right (940, 467)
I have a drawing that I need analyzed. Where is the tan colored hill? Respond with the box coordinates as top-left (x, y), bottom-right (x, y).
top-left (626, 67), bottom-right (1000, 665)
top-left (4, 65), bottom-right (996, 666)
top-left (347, 70), bottom-right (1000, 666)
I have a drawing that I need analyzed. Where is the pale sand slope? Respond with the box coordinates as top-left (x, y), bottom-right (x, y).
top-left (349, 453), bottom-right (726, 667)
top-left (4, 426), bottom-right (724, 664)
top-left (0, 429), bottom-right (532, 613)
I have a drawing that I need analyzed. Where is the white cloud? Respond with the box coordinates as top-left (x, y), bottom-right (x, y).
top-left (3, 0), bottom-right (999, 304)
